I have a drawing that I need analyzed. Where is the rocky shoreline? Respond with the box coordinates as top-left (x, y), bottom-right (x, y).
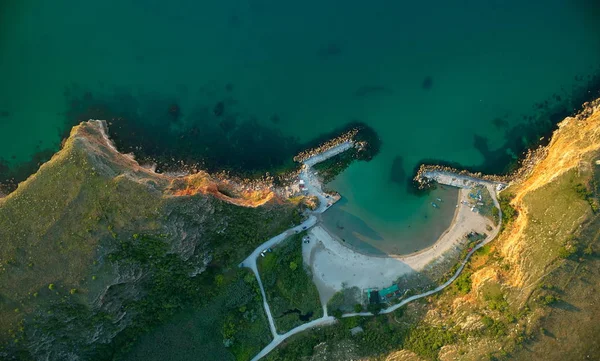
top-left (414, 98), bottom-right (600, 190)
top-left (293, 129), bottom-right (359, 163)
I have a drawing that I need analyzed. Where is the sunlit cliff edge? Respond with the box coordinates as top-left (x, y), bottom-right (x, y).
top-left (0, 119), bottom-right (279, 208)
top-left (381, 99), bottom-right (600, 361)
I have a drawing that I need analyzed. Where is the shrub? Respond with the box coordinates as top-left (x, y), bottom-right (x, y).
top-left (48, 284), bottom-right (55, 291)
top-left (455, 272), bottom-right (472, 295)
top-left (405, 325), bottom-right (456, 360)
top-left (486, 293), bottom-right (508, 312)
top-left (539, 295), bottom-right (560, 306)
top-left (367, 303), bottom-right (383, 315)
top-left (481, 316), bottom-right (494, 327)
top-left (354, 304), bottom-right (363, 313)
top-left (481, 316), bottom-right (507, 337)
top-left (498, 193), bottom-right (517, 227)
top-left (332, 309), bottom-right (343, 319)
top-left (558, 238), bottom-right (579, 259)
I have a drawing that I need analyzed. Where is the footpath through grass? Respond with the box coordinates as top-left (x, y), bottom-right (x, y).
top-left (258, 232), bottom-right (322, 333)
top-left (120, 268), bottom-right (272, 361)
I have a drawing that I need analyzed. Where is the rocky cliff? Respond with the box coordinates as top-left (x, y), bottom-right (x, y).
top-left (381, 100), bottom-right (600, 360)
top-left (0, 120), bottom-right (299, 360)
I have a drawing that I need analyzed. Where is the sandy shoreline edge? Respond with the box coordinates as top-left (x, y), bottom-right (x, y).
top-left (305, 187), bottom-right (495, 302)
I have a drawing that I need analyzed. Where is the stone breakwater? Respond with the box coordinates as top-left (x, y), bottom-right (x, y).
top-left (418, 169), bottom-right (507, 189)
top-left (413, 164), bottom-right (511, 189)
top-left (414, 98), bottom-right (600, 190)
top-left (293, 129), bottom-right (359, 163)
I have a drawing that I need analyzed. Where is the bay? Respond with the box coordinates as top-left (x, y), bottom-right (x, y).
top-left (1, 0), bottom-right (599, 254)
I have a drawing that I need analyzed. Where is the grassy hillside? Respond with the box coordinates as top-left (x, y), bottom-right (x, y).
top-left (0, 121), bottom-right (301, 360)
top-left (0, 139), bottom-right (163, 344)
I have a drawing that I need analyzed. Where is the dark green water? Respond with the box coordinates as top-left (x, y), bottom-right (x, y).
top-left (1, 0), bottom-right (600, 256)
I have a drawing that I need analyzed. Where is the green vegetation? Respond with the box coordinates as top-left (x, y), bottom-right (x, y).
top-left (121, 268), bottom-right (271, 361)
top-left (258, 233), bottom-right (322, 333)
top-left (366, 303), bottom-right (384, 315)
top-left (483, 286), bottom-right (509, 313)
top-left (0, 142), bottom-right (164, 346)
top-left (404, 325), bottom-right (456, 360)
top-left (574, 182), bottom-right (598, 212)
top-left (0, 129), bottom-right (299, 360)
top-left (454, 272), bottom-right (472, 295)
top-left (480, 316), bottom-right (507, 337)
top-left (498, 192), bottom-right (517, 228)
top-left (558, 235), bottom-right (580, 259)
top-left (268, 161), bottom-right (600, 361)
top-left (327, 286), bottom-right (362, 314)
top-left (266, 307), bottom-right (416, 361)
top-left (538, 294), bottom-right (560, 306)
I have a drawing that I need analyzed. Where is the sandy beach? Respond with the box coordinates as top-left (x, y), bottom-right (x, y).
top-left (304, 187), bottom-right (495, 303)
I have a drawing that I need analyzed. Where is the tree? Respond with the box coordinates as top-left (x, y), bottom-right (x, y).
top-left (367, 303), bottom-right (383, 315)
top-left (289, 261), bottom-right (298, 271)
top-left (354, 303), bottom-right (363, 313)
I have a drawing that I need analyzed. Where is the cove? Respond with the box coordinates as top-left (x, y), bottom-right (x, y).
top-left (1, 0), bottom-right (600, 254)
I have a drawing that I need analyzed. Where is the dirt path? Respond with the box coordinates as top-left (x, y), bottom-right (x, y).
top-left (244, 145), bottom-right (504, 361)
top-left (343, 184), bottom-right (502, 317)
top-left (241, 143), bottom-right (352, 350)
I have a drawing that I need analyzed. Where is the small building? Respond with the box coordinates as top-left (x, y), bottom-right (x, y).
top-left (378, 284), bottom-right (399, 302)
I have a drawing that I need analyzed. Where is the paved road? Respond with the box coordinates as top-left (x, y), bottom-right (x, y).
top-left (343, 184), bottom-right (502, 317)
top-left (245, 144), bottom-right (504, 360)
top-left (240, 217), bottom-right (318, 338)
top-left (303, 141), bottom-right (354, 167)
top-left (241, 143), bottom-right (352, 345)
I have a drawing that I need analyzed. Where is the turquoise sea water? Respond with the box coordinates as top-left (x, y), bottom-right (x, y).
top-left (1, 0), bottom-right (600, 256)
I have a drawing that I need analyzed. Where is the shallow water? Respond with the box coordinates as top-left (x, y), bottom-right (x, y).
top-left (1, 0), bottom-right (600, 254)
top-left (322, 185), bottom-right (459, 255)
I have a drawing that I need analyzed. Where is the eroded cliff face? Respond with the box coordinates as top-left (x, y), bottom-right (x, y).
top-left (68, 119), bottom-right (279, 207)
top-left (382, 100), bottom-right (600, 361)
top-left (0, 120), bottom-right (299, 360)
top-left (499, 101), bottom-right (600, 291)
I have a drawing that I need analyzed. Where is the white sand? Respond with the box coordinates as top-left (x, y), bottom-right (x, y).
top-left (305, 188), bottom-right (495, 303)
top-left (303, 226), bottom-right (413, 300)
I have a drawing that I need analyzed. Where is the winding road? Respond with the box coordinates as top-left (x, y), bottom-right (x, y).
top-left (241, 143), bottom-right (504, 361)
top-left (344, 183), bottom-right (501, 317)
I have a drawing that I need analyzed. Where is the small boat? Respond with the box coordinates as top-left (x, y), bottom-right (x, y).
top-left (431, 202), bottom-right (439, 208)
top-left (436, 197), bottom-right (442, 202)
